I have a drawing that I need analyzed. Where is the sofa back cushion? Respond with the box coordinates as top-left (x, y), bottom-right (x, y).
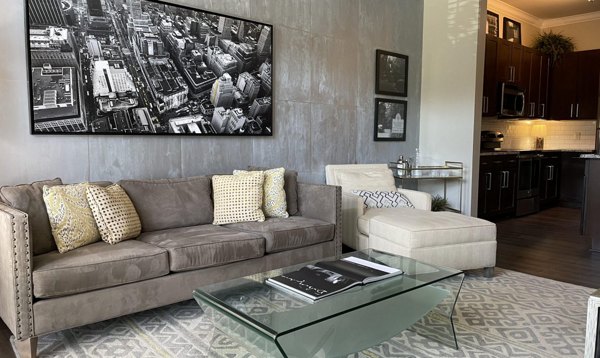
top-left (118, 176), bottom-right (213, 232)
top-left (0, 178), bottom-right (63, 255)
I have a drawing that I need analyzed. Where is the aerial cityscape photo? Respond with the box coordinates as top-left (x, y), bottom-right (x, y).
top-left (27, 0), bottom-right (273, 135)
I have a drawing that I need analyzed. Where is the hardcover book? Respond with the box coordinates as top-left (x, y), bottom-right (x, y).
top-left (266, 256), bottom-right (403, 302)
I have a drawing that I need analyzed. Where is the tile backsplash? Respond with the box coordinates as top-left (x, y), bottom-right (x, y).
top-left (481, 119), bottom-right (597, 151)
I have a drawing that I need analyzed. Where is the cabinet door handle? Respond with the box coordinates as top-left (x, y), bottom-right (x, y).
top-left (483, 96), bottom-right (488, 113)
top-left (486, 172), bottom-right (492, 190)
top-left (551, 165), bottom-right (555, 181)
top-left (576, 103), bottom-right (580, 118)
top-left (510, 66), bottom-right (515, 82)
top-left (570, 103), bottom-right (574, 118)
top-left (540, 103), bottom-right (545, 118)
top-left (532, 103), bottom-right (536, 117)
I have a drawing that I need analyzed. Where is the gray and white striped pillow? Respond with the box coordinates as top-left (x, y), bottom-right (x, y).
top-left (351, 190), bottom-right (414, 209)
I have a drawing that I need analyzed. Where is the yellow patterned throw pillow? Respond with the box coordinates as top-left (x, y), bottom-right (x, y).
top-left (234, 167), bottom-right (289, 218)
top-left (212, 172), bottom-right (265, 225)
top-left (86, 184), bottom-right (141, 244)
top-left (43, 183), bottom-right (100, 253)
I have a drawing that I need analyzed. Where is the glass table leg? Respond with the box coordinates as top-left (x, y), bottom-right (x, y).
top-left (406, 273), bottom-right (465, 350)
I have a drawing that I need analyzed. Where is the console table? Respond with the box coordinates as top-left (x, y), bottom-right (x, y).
top-left (389, 161), bottom-right (464, 213)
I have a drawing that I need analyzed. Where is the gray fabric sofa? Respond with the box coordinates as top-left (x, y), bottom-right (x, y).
top-left (0, 175), bottom-right (342, 358)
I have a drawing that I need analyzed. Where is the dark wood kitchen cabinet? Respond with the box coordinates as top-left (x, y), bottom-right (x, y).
top-left (478, 155), bottom-right (518, 219)
top-left (550, 50), bottom-right (600, 119)
top-left (496, 39), bottom-right (523, 86)
top-left (522, 48), bottom-right (551, 118)
top-left (482, 35), bottom-right (498, 116)
top-left (540, 153), bottom-right (560, 207)
top-left (483, 37), bottom-right (550, 118)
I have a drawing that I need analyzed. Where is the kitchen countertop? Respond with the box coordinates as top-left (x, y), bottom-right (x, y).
top-left (481, 149), bottom-right (595, 156)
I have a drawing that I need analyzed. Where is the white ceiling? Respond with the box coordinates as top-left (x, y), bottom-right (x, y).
top-left (501, 0), bottom-right (600, 19)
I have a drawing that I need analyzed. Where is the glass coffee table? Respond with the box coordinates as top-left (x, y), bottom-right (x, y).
top-left (193, 249), bottom-right (464, 358)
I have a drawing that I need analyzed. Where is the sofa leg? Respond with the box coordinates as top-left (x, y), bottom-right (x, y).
top-left (15, 337), bottom-right (37, 358)
top-left (483, 267), bottom-right (495, 278)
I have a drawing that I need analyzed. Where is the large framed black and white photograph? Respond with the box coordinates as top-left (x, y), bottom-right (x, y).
top-left (375, 50), bottom-right (408, 97)
top-left (374, 98), bottom-right (406, 142)
top-left (26, 0), bottom-right (273, 135)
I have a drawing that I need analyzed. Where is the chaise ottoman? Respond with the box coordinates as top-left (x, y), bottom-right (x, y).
top-left (358, 208), bottom-right (497, 276)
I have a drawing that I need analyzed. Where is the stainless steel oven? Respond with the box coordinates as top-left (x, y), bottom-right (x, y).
top-left (516, 152), bottom-right (543, 216)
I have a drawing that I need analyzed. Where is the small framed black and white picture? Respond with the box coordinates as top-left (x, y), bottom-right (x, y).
top-left (486, 11), bottom-right (499, 37)
top-left (375, 50), bottom-right (408, 97)
top-left (503, 17), bottom-right (521, 44)
top-left (374, 98), bottom-right (407, 142)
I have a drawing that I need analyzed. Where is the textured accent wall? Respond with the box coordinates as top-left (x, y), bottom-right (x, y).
top-left (0, 0), bottom-right (423, 186)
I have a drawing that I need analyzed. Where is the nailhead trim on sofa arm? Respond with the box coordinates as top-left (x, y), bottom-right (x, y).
top-left (0, 204), bottom-right (34, 341)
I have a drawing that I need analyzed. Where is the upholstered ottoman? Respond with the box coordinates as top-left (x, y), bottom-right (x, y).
top-left (358, 208), bottom-right (497, 275)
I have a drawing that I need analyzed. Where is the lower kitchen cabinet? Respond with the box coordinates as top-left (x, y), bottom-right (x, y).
top-left (540, 153), bottom-right (560, 207)
top-left (478, 155), bottom-right (518, 219)
top-left (560, 153), bottom-right (586, 208)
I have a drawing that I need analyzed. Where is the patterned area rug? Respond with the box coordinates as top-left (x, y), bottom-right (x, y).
top-left (32, 268), bottom-right (592, 358)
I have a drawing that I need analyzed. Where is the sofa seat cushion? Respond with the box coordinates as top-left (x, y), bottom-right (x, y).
top-left (361, 208), bottom-right (496, 249)
top-left (33, 240), bottom-right (169, 299)
top-left (225, 216), bottom-right (335, 253)
top-left (137, 225), bottom-right (265, 272)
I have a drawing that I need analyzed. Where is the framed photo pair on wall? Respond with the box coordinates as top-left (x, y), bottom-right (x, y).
top-left (374, 50), bottom-right (408, 141)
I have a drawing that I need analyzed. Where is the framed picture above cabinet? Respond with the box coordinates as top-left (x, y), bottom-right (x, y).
top-left (503, 17), bottom-right (522, 45)
top-left (486, 11), bottom-right (499, 37)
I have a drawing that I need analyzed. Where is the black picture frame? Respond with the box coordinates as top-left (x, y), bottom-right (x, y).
top-left (375, 50), bottom-right (408, 97)
top-left (25, 0), bottom-right (273, 136)
top-left (486, 11), bottom-right (499, 37)
top-left (503, 17), bottom-right (522, 45)
top-left (374, 98), bottom-right (407, 142)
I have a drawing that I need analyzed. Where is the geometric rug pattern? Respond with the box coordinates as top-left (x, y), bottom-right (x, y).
top-left (33, 268), bottom-right (593, 357)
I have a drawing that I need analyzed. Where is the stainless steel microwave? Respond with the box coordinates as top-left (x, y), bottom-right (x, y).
top-left (499, 83), bottom-right (525, 117)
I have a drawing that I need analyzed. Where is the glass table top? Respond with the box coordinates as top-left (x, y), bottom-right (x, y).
top-left (193, 249), bottom-right (463, 338)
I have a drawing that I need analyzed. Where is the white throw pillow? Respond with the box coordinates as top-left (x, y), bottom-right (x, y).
top-left (337, 170), bottom-right (397, 193)
top-left (212, 172), bottom-right (266, 225)
top-left (352, 190), bottom-right (414, 209)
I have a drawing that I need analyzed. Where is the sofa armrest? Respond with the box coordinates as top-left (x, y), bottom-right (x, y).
top-left (0, 204), bottom-right (34, 340)
top-left (297, 183), bottom-right (342, 256)
top-left (341, 192), bottom-right (364, 250)
top-left (398, 188), bottom-right (432, 211)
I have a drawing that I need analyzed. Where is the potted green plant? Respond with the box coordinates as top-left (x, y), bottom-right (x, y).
top-left (533, 31), bottom-right (575, 65)
top-left (431, 195), bottom-right (449, 212)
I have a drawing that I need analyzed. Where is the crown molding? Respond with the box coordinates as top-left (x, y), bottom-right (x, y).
top-left (487, 0), bottom-right (544, 28)
top-left (542, 11), bottom-right (600, 28)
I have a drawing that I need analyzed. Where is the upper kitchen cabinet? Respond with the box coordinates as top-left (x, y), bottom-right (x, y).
top-left (522, 48), bottom-right (550, 119)
top-left (496, 39), bottom-right (523, 86)
top-left (550, 50), bottom-right (600, 120)
top-left (482, 36), bottom-right (550, 118)
top-left (482, 35), bottom-right (499, 116)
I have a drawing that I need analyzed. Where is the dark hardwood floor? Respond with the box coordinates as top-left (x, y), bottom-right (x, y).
top-left (496, 206), bottom-right (600, 288)
top-left (0, 206), bottom-right (597, 358)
